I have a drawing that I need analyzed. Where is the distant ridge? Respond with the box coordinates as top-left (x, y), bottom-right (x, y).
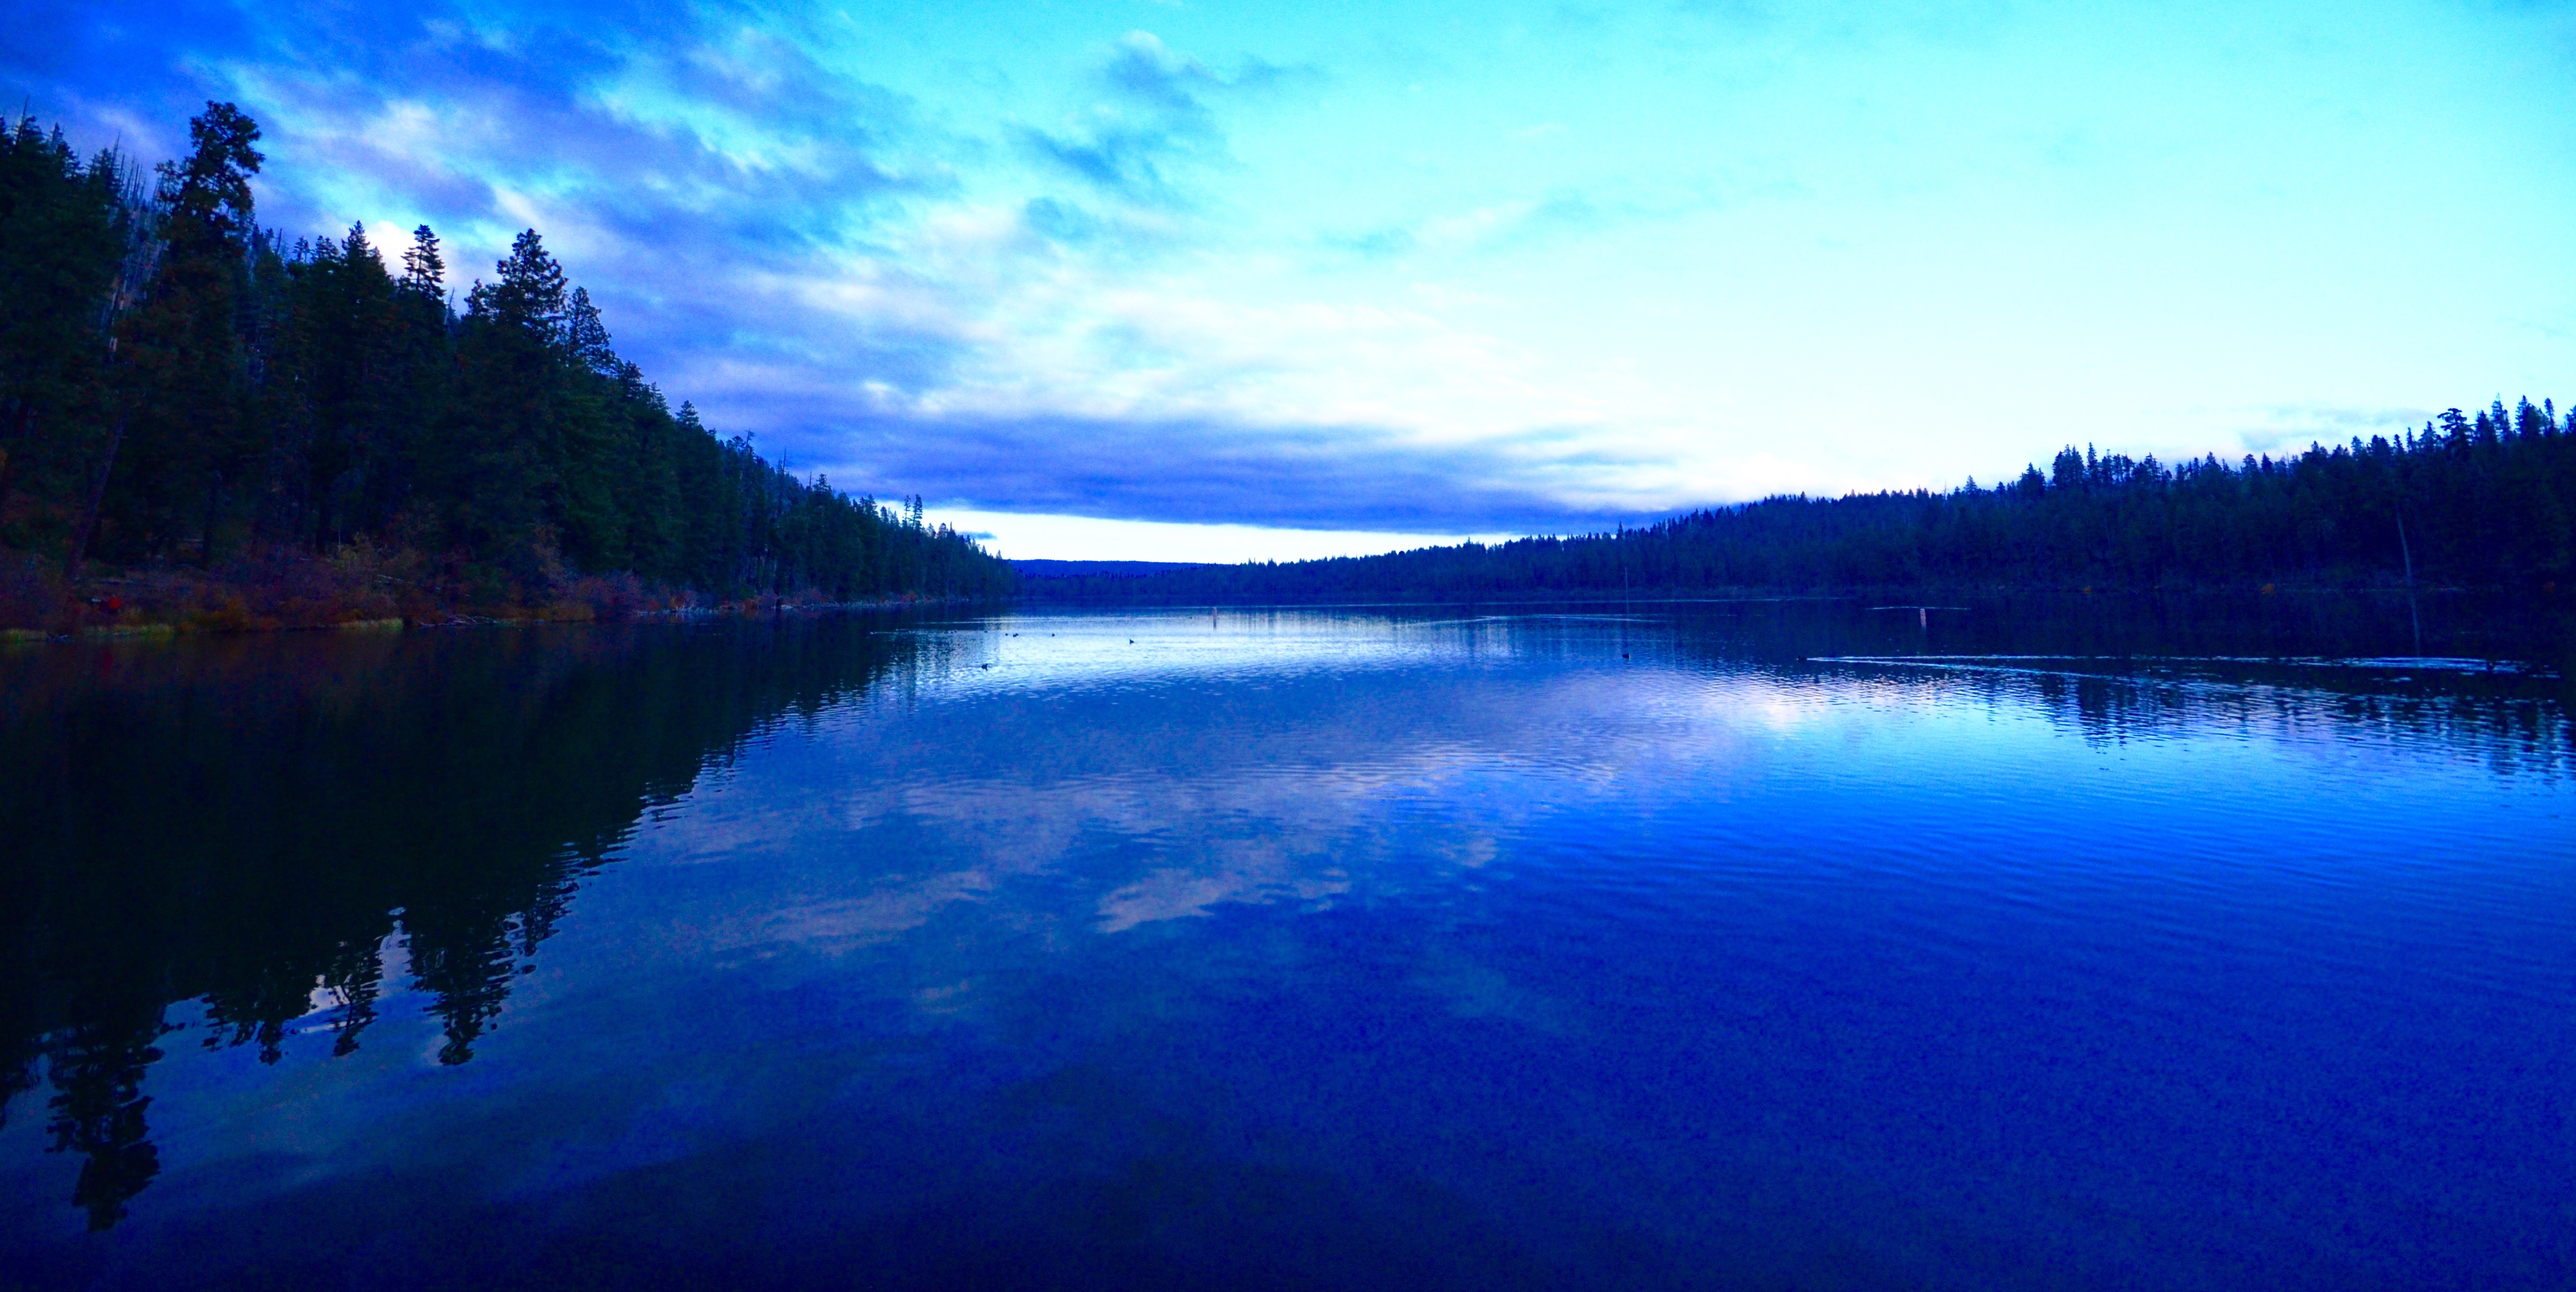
top-left (1013, 405), bottom-right (2576, 605)
top-left (1012, 559), bottom-right (1216, 580)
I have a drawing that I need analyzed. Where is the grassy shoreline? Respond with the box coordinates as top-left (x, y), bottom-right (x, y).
top-left (0, 547), bottom-right (970, 641)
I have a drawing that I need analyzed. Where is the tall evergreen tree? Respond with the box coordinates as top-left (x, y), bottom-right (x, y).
top-left (92, 102), bottom-right (264, 567)
top-left (0, 101), bottom-right (1014, 612)
top-left (0, 119), bottom-right (136, 544)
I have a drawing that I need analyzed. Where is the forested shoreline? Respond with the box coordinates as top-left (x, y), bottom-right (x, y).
top-left (1033, 410), bottom-right (2576, 605)
top-left (9, 107), bottom-right (2566, 636)
top-left (1, 103), bottom-right (1010, 635)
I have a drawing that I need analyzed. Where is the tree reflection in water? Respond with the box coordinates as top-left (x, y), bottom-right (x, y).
top-left (0, 617), bottom-right (921, 1227)
top-left (0, 596), bottom-right (2563, 1234)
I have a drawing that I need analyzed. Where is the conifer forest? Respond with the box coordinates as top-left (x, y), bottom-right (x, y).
top-left (6, 104), bottom-right (2569, 629)
top-left (1035, 407), bottom-right (2575, 603)
top-left (0, 103), bottom-right (1013, 632)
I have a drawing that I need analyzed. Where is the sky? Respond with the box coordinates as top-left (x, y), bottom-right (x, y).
top-left (8, 1), bottom-right (2574, 560)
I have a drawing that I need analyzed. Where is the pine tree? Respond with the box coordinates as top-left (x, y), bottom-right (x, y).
top-left (562, 287), bottom-right (615, 377)
top-left (0, 118), bottom-right (135, 543)
top-left (400, 225), bottom-right (444, 297)
top-left (91, 102), bottom-right (264, 568)
top-left (3, 104), bottom-right (1016, 609)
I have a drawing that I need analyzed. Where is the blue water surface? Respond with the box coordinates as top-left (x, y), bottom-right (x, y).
top-left (2, 606), bottom-right (2569, 1289)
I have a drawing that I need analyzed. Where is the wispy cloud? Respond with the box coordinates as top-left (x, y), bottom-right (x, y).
top-left (1014, 31), bottom-right (1310, 210)
top-left (814, 412), bottom-right (1668, 532)
top-left (1330, 190), bottom-right (1672, 262)
top-left (8, 0), bottom-right (2570, 545)
top-left (2227, 402), bottom-right (2444, 455)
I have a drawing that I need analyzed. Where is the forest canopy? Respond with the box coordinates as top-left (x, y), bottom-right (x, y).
top-left (1032, 409), bottom-right (2576, 603)
top-left (0, 102), bottom-right (1011, 623)
top-left (8, 106), bottom-right (2564, 622)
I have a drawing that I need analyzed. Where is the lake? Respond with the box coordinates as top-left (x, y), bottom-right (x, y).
top-left (3, 600), bottom-right (2570, 1290)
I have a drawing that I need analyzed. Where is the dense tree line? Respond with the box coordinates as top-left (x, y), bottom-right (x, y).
top-left (1040, 406), bottom-right (2575, 603)
top-left (0, 104), bottom-right (1010, 604)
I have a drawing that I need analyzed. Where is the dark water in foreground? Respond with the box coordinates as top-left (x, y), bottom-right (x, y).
top-left (3, 599), bottom-right (2571, 1290)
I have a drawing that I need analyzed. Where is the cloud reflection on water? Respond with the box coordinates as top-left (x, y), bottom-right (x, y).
top-left (1, 605), bottom-right (2568, 1286)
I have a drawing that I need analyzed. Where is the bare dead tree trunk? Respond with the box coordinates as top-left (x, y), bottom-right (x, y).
top-left (66, 414), bottom-right (126, 582)
top-left (197, 469), bottom-right (223, 568)
top-left (0, 399), bottom-right (32, 520)
top-left (2396, 508), bottom-right (2421, 659)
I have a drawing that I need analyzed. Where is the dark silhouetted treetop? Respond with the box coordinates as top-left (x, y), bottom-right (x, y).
top-left (401, 223), bottom-right (444, 295)
top-left (157, 101), bottom-right (260, 245)
top-left (1036, 407), bottom-right (2574, 603)
top-left (0, 102), bottom-right (1011, 605)
top-left (468, 227), bottom-right (569, 337)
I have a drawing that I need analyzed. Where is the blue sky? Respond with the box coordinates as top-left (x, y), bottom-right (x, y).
top-left (9, 1), bottom-right (2574, 559)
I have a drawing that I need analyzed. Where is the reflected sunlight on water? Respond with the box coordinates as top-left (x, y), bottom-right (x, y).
top-left (3, 603), bottom-right (2570, 1289)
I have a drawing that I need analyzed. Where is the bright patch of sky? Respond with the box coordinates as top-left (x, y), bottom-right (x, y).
top-left (9, 0), bottom-right (2573, 557)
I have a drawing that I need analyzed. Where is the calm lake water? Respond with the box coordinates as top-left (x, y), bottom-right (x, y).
top-left (4, 600), bottom-right (2571, 1290)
